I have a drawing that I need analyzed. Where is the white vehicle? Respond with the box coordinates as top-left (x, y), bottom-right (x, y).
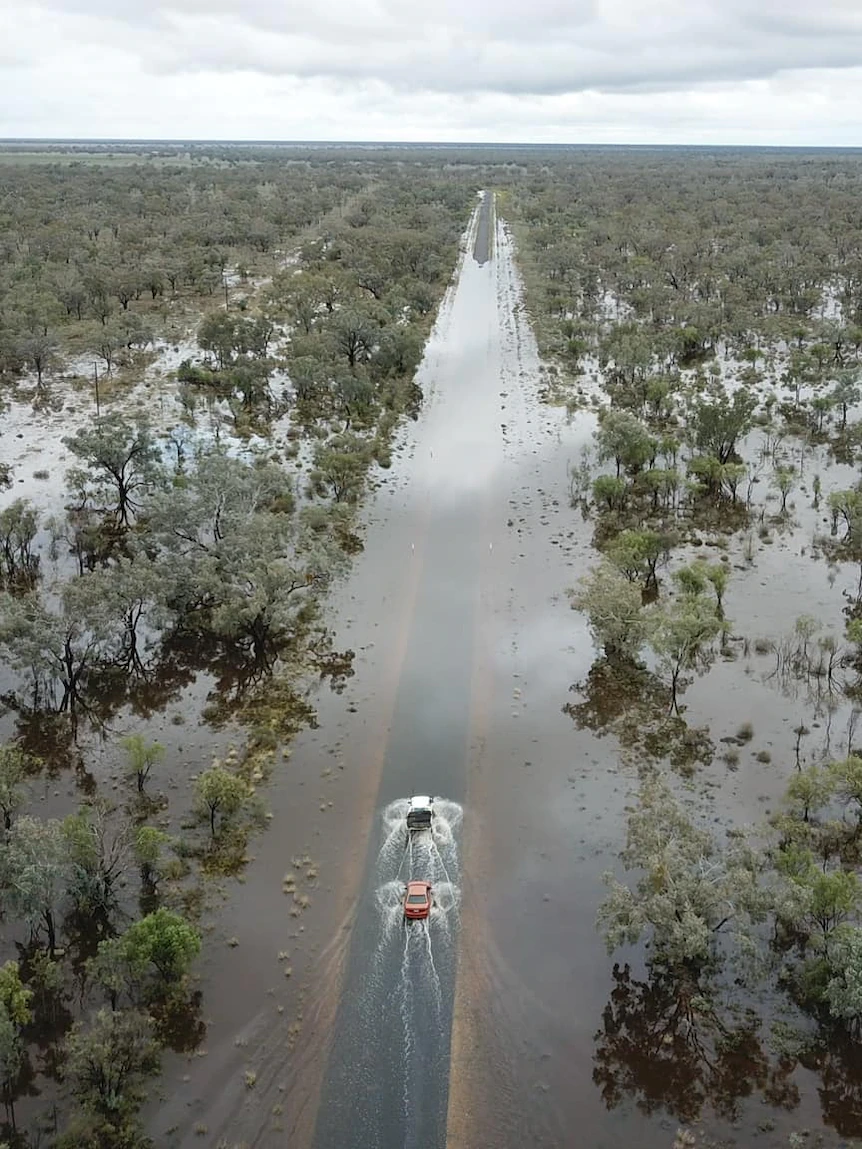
top-left (406, 795), bottom-right (434, 832)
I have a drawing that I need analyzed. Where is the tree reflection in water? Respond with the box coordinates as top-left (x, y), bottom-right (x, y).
top-left (565, 657), bottom-right (714, 772)
top-left (804, 1033), bottom-right (862, 1138)
top-left (593, 963), bottom-right (800, 1124)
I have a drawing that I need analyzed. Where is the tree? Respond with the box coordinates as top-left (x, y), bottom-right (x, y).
top-left (311, 434), bottom-right (374, 503)
top-left (0, 583), bottom-right (121, 714)
top-left (0, 499), bottom-right (41, 590)
top-left (690, 387), bottom-right (758, 464)
top-left (647, 587), bottom-right (725, 715)
top-left (0, 744), bottom-right (31, 831)
top-left (591, 474), bottom-right (629, 513)
top-left (569, 562), bottom-right (649, 663)
top-left (63, 414), bottom-right (164, 528)
top-left (195, 765), bottom-right (248, 840)
top-left (598, 773), bottom-right (767, 968)
top-left (17, 327), bottom-right (58, 390)
top-left (0, 1002), bottom-right (26, 1130)
top-left (180, 510), bottom-right (338, 665)
top-left (86, 937), bottom-right (140, 1012)
top-left (605, 528), bottom-right (674, 592)
top-left (121, 734), bottom-right (164, 795)
top-left (595, 409), bottom-right (656, 477)
top-left (119, 908), bottom-right (200, 986)
top-left (771, 465), bottom-right (796, 514)
top-left (775, 847), bottom-right (860, 951)
top-left (376, 325), bottom-right (424, 378)
top-left (328, 308), bottom-right (379, 370)
top-left (825, 926), bottom-right (862, 1030)
top-left (0, 962), bottom-right (32, 1029)
top-left (133, 826), bottom-right (168, 908)
top-left (831, 370), bottom-right (861, 431)
top-left (785, 764), bottom-right (835, 824)
top-left (196, 311), bottom-right (236, 369)
top-left (63, 1008), bottom-right (160, 1121)
top-left (147, 446), bottom-right (295, 556)
top-left (699, 561), bottom-right (730, 617)
top-left (88, 557), bottom-right (166, 675)
top-left (0, 815), bottom-right (69, 954)
top-left (88, 320), bottom-right (126, 375)
top-left (331, 373), bottom-right (375, 431)
top-left (62, 802), bottom-right (135, 920)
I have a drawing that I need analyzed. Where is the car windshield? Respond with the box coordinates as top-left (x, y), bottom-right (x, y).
top-left (407, 894), bottom-right (427, 904)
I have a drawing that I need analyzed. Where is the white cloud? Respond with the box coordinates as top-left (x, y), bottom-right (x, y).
top-left (1, 0), bottom-right (861, 142)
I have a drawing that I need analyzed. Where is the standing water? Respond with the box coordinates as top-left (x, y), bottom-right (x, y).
top-left (311, 192), bottom-right (499, 1149)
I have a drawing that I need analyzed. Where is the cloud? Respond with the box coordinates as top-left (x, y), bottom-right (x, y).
top-left (1, 0), bottom-right (861, 142)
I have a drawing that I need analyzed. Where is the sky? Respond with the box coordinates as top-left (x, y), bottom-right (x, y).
top-left (2, 0), bottom-right (862, 145)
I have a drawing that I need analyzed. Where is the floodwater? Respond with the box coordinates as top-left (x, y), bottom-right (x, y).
top-left (152, 191), bottom-right (858, 1149)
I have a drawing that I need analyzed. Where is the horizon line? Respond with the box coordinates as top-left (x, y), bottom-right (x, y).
top-left (1, 137), bottom-right (861, 151)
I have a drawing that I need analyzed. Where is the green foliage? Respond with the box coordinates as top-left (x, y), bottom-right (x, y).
top-left (604, 528), bottom-right (674, 590)
top-left (119, 909), bottom-right (201, 985)
top-left (569, 561), bottom-right (648, 663)
top-left (785, 765), bottom-right (836, 823)
top-left (88, 908), bottom-right (199, 1012)
top-left (63, 414), bottom-right (164, 528)
top-left (598, 773), bottom-right (766, 967)
top-left (0, 499), bottom-right (41, 590)
top-left (592, 474), bottom-right (628, 513)
top-left (134, 826), bottom-right (168, 873)
top-left (0, 963), bottom-right (32, 1028)
top-left (311, 434), bottom-right (375, 503)
top-left (121, 734), bottom-right (165, 795)
top-left (0, 814), bottom-right (69, 953)
top-left (771, 465), bottom-right (796, 513)
top-left (0, 743), bottom-right (31, 830)
top-left (63, 1008), bottom-right (161, 1120)
top-left (62, 802), bottom-right (135, 919)
top-left (0, 1004), bottom-right (24, 1125)
top-left (828, 487), bottom-right (862, 544)
top-left (690, 388), bottom-right (757, 464)
top-left (647, 586), bottom-right (725, 714)
top-left (596, 409), bottom-right (656, 476)
top-left (824, 926), bottom-right (862, 1025)
top-left (194, 765), bottom-right (249, 840)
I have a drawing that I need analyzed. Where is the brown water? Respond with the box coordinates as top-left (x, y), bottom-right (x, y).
top-left (151, 193), bottom-right (857, 1149)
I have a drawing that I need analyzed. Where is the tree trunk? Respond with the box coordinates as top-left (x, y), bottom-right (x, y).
top-left (45, 908), bottom-right (56, 957)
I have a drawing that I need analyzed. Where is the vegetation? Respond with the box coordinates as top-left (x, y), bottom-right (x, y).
top-left (503, 147), bottom-right (862, 1144)
top-left (0, 143), bottom-right (475, 1146)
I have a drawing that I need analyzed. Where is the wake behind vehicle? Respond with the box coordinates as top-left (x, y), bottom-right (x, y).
top-left (406, 795), bottom-right (435, 832)
top-left (403, 880), bottom-right (433, 920)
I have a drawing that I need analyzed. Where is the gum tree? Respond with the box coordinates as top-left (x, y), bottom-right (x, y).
top-left (569, 561), bottom-right (649, 664)
top-left (63, 414), bottom-right (164, 528)
top-left (647, 583), bottom-right (725, 715)
top-left (0, 815), bottom-right (70, 955)
top-left (598, 773), bottom-right (767, 968)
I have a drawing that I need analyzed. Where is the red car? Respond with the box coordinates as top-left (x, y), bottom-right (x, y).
top-left (403, 880), bottom-right (433, 920)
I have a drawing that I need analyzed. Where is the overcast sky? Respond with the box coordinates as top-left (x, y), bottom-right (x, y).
top-left (2, 0), bottom-right (862, 144)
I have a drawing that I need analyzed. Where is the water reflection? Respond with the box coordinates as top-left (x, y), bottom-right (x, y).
top-left (593, 962), bottom-right (799, 1124)
top-left (3, 622), bottom-right (353, 758)
top-left (565, 657), bottom-right (715, 771)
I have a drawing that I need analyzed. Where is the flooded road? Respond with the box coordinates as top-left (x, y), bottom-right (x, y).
top-left (310, 190), bottom-right (500, 1149)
